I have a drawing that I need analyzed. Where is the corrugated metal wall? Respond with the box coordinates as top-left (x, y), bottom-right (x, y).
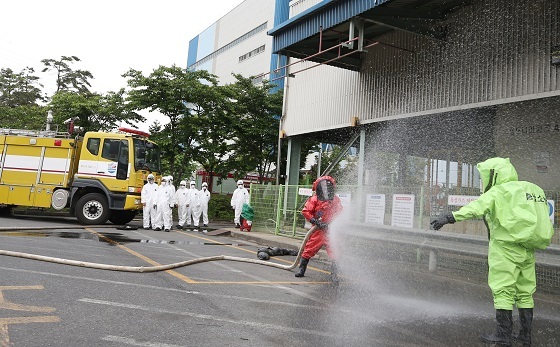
top-left (282, 0), bottom-right (560, 136)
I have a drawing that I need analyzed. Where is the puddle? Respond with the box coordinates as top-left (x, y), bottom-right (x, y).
top-left (0, 230), bottom-right (248, 246)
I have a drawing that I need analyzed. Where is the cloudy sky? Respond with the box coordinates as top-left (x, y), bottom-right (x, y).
top-left (0, 0), bottom-right (245, 129)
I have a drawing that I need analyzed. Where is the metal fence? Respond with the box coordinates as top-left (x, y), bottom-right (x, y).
top-left (249, 183), bottom-right (560, 245)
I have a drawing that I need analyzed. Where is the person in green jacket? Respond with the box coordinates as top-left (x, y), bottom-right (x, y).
top-left (431, 157), bottom-right (554, 347)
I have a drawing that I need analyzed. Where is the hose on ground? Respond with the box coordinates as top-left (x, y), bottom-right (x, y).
top-left (0, 226), bottom-right (317, 273)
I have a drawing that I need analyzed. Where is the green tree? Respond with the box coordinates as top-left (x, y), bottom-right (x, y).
top-left (41, 56), bottom-right (94, 95)
top-left (49, 90), bottom-right (144, 132)
top-left (123, 65), bottom-right (218, 179)
top-left (227, 74), bottom-right (283, 183)
top-left (0, 105), bottom-right (47, 129)
top-left (0, 67), bottom-right (44, 107)
top-left (192, 84), bottom-right (236, 190)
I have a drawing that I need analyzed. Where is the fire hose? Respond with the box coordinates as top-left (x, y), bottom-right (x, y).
top-left (0, 226), bottom-right (316, 273)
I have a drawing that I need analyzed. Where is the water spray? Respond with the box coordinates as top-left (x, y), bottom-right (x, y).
top-left (0, 226), bottom-right (317, 273)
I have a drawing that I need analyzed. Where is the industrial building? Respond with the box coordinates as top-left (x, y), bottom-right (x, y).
top-left (186, 0), bottom-right (559, 241)
top-left (267, 0), bottom-right (560, 237)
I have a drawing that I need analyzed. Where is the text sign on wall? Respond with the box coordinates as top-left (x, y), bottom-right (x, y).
top-left (298, 188), bottom-right (313, 196)
top-left (336, 193), bottom-right (352, 207)
top-left (391, 194), bottom-right (415, 228)
top-left (365, 194), bottom-right (385, 225)
top-left (448, 195), bottom-right (479, 206)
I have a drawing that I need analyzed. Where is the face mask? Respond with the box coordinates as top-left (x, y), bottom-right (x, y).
top-left (202, 187), bottom-right (207, 190)
top-left (161, 181), bottom-right (167, 186)
top-left (238, 185), bottom-right (243, 188)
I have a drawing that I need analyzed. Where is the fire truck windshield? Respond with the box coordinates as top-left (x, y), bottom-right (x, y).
top-left (133, 138), bottom-right (161, 173)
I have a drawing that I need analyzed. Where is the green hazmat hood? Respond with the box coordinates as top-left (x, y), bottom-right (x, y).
top-left (477, 157), bottom-right (518, 192)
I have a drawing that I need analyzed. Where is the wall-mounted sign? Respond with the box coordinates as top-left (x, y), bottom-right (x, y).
top-left (365, 194), bottom-right (385, 225)
top-left (391, 194), bottom-right (415, 228)
top-left (448, 195), bottom-right (479, 206)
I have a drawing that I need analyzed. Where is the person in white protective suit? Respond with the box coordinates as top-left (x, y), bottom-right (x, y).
top-left (231, 180), bottom-right (249, 227)
top-left (153, 176), bottom-right (174, 232)
top-left (175, 180), bottom-right (189, 229)
top-left (140, 174), bottom-right (158, 229)
top-left (189, 181), bottom-right (202, 228)
top-left (200, 182), bottom-right (211, 227)
top-left (165, 176), bottom-right (177, 229)
top-left (184, 179), bottom-right (194, 227)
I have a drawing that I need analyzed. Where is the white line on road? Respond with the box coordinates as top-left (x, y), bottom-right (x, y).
top-left (102, 335), bottom-right (185, 347)
top-left (80, 298), bottom-right (343, 339)
top-left (0, 266), bottom-right (342, 311)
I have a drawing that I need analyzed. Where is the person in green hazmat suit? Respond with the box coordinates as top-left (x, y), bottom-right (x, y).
top-left (431, 157), bottom-right (554, 347)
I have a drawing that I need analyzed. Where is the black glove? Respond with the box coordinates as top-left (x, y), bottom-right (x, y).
top-left (430, 213), bottom-right (456, 230)
top-left (316, 221), bottom-right (329, 229)
top-left (310, 217), bottom-right (317, 225)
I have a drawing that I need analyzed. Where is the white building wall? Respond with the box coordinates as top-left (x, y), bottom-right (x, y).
top-left (282, 0), bottom-right (560, 136)
top-left (189, 0), bottom-right (276, 86)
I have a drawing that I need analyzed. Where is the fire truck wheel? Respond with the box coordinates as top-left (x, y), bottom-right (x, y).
top-left (75, 193), bottom-right (109, 225)
top-left (108, 210), bottom-right (137, 225)
top-left (0, 206), bottom-right (13, 217)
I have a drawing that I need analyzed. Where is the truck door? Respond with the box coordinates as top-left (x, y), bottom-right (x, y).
top-left (100, 138), bottom-right (129, 180)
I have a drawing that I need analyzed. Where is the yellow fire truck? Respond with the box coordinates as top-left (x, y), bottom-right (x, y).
top-left (0, 120), bottom-right (161, 225)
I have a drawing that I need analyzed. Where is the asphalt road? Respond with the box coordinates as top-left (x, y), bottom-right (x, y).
top-left (1, 214), bottom-right (559, 347)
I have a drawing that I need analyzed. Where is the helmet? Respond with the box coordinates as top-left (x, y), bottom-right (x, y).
top-left (202, 182), bottom-right (208, 187)
top-left (168, 175), bottom-right (173, 182)
top-left (313, 176), bottom-right (336, 201)
top-left (237, 180), bottom-right (244, 185)
top-left (147, 174), bottom-right (155, 181)
top-left (190, 181), bottom-right (196, 186)
top-left (257, 252), bottom-right (270, 261)
top-left (179, 180), bottom-right (186, 187)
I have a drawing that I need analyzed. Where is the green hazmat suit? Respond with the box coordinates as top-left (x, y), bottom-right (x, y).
top-left (452, 157), bottom-right (554, 310)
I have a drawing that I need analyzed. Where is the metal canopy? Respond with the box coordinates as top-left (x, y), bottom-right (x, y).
top-left (269, 0), bottom-right (474, 71)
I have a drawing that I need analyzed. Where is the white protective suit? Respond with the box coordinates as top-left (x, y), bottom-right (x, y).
top-left (154, 177), bottom-right (175, 231)
top-left (140, 175), bottom-right (158, 229)
top-left (200, 183), bottom-right (211, 226)
top-left (185, 182), bottom-right (194, 226)
top-left (175, 181), bottom-right (189, 227)
top-left (189, 181), bottom-right (202, 227)
top-left (231, 180), bottom-right (249, 225)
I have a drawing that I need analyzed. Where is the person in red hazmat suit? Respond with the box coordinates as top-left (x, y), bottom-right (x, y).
top-left (431, 157), bottom-right (554, 347)
top-left (296, 176), bottom-right (343, 278)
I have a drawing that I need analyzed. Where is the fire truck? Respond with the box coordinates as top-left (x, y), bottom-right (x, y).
top-left (0, 117), bottom-right (161, 225)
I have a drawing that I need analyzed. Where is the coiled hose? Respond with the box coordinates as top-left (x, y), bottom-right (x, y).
top-left (0, 227), bottom-right (316, 273)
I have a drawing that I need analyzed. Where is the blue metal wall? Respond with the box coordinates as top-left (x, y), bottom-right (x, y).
top-left (270, 0), bottom-right (390, 53)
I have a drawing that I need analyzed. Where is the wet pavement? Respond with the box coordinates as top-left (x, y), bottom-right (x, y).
top-left (1, 214), bottom-right (559, 346)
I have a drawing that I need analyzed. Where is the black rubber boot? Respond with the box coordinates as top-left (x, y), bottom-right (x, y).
top-left (481, 309), bottom-right (513, 346)
top-left (295, 258), bottom-right (309, 277)
top-left (513, 308), bottom-right (533, 346)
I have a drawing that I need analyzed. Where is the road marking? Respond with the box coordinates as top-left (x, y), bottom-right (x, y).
top-left (80, 298), bottom-right (343, 339)
top-left (102, 335), bottom-right (185, 347)
top-left (0, 285), bottom-right (60, 347)
top-left (0, 317), bottom-right (61, 324)
top-left (0, 266), bottom-right (343, 311)
top-left (85, 228), bottom-right (197, 284)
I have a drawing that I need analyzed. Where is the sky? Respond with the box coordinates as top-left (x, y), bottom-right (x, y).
top-left (0, 0), bottom-right (245, 130)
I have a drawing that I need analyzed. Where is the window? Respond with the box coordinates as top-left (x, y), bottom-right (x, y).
top-left (86, 138), bottom-right (100, 155)
top-left (239, 45), bottom-right (266, 63)
top-left (102, 139), bottom-right (125, 161)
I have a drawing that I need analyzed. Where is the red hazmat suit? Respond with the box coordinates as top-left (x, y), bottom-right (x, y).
top-left (300, 176), bottom-right (343, 260)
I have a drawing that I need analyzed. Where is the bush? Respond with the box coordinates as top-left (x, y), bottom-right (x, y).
top-left (208, 194), bottom-right (234, 221)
